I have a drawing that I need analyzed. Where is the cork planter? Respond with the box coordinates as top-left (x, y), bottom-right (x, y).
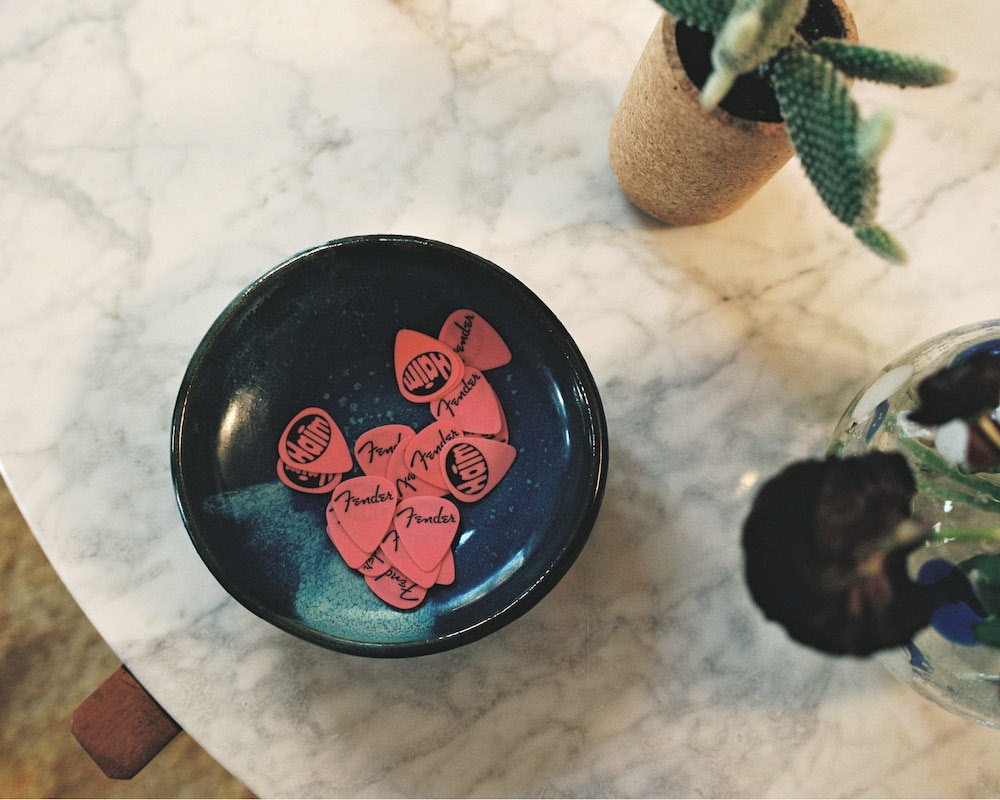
top-left (609, 0), bottom-right (857, 225)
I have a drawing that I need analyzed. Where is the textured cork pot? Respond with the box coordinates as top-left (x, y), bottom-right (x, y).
top-left (609, 0), bottom-right (857, 225)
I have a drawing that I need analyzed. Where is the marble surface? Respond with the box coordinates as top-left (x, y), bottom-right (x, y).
top-left (3, 0), bottom-right (1000, 796)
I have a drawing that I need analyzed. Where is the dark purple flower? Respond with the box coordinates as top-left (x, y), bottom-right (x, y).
top-left (742, 452), bottom-right (975, 656)
top-left (908, 350), bottom-right (1000, 471)
top-left (908, 350), bottom-right (1000, 425)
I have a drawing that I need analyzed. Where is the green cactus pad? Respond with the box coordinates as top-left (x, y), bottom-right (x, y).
top-left (807, 39), bottom-right (955, 87)
top-left (770, 47), bottom-right (867, 226)
top-left (702, 0), bottom-right (809, 108)
top-left (854, 225), bottom-right (907, 264)
top-left (652, 0), bottom-right (736, 34)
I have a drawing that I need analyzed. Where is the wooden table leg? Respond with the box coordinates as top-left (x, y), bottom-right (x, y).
top-left (71, 665), bottom-right (181, 779)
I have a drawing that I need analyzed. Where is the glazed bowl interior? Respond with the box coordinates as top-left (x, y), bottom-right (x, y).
top-left (171, 235), bottom-right (608, 657)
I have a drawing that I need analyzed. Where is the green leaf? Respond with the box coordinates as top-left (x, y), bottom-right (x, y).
top-left (807, 39), bottom-right (956, 87)
top-left (855, 224), bottom-right (907, 264)
top-left (898, 434), bottom-right (1000, 511)
top-left (651, 0), bottom-right (736, 33)
top-left (957, 554), bottom-right (1000, 616)
top-left (956, 555), bottom-right (1000, 647)
top-left (770, 47), bottom-right (867, 226)
top-left (973, 617), bottom-right (1000, 648)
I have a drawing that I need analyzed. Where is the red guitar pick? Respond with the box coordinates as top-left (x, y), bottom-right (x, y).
top-left (430, 368), bottom-right (503, 435)
top-left (435, 550), bottom-right (455, 586)
top-left (328, 475), bottom-right (397, 554)
top-left (379, 528), bottom-right (445, 589)
top-left (394, 329), bottom-right (465, 403)
top-left (269, 308), bottom-right (523, 612)
top-left (353, 424), bottom-right (415, 478)
top-left (403, 421), bottom-right (464, 489)
top-left (439, 437), bottom-right (517, 503)
top-left (325, 510), bottom-right (371, 569)
top-left (393, 496), bottom-right (461, 572)
top-left (276, 459), bottom-right (342, 494)
top-left (359, 548), bottom-right (392, 578)
top-left (365, 567), bottom-right (428, 610)
top-left (477, 399), bottom-right (509, 443)
top-left (278, 407), bottom-right (353, 474)
top-left (386, 445), bottom-right (448, 501)
top-left (438, 309), bottom-right (511, 372)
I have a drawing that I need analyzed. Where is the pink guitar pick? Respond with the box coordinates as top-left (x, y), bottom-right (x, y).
top-left (276, 459), bottom-right (342, 494)
top-left (359, 548), bottom-right (392, 578)
top-left (379, 528), bottom-right (445, 589)
top-left (269, 308), bottom-right (524, 612)
top-left (394, 329), bottom-right (465, 403)
top-left (328, 475), bottom-right (397, 554)
top-left (353, 424), bottom-right (415, 478)
top-left (393, 496), bottom-right (461, 572)
top-left (476, 399), bottom-right (509, 444)
top-left (365, 567), bottom-right (428, 610)
top-left (439, 437), bottom-right (517, 503)
top-left (278, 407), bottom-right (353, 474)
top-left (438, 309), bottom-right (511, 372)
top-left (386, 445), bottom-right (448, 501)
top-left (403, 421), bottom-right (464, 489)
top-left (435, 550), bottom-right (455, 586)
top-left (430, 368), bottom-right (503, 435)
top-left (325, 510), bottom-right (371, 569)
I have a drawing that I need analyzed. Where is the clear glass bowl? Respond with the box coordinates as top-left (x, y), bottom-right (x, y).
top-left (829, 319), bottom-right (1000, 727)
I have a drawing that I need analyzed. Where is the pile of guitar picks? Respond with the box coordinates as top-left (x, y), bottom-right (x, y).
top-left (275, 309), bottom-right (517, 609)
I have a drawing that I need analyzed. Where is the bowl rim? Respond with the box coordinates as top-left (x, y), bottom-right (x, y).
top-left (170, 233), bottom-right (609, 657)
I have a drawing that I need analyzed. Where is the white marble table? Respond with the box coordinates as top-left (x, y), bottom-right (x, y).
top-left (3, 0), bottom-right (1000, 796)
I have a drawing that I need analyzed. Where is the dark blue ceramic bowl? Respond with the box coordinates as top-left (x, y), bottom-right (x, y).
top-left (171, 235), bottom-right (608, 657)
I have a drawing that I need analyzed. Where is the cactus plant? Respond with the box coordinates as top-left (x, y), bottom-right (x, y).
top-left (652, 0), bottom-right (954, 263)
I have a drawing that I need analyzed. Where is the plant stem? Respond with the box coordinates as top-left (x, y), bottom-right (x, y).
top-left (926, 527), bottom-right (1000, 545)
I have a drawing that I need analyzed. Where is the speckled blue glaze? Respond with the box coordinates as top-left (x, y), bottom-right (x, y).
top-left (171, 235), bottom-right (608, 657)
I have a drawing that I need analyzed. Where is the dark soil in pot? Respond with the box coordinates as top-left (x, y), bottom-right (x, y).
top-left (675, 0), bottom-right (849, 122)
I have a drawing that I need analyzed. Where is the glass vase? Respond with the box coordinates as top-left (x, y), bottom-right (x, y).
top-left (829, 319), bottom-right (1000, 727)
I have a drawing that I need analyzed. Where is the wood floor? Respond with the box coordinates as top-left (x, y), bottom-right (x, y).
top-left (0, 478), bottom-right (254, 798)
